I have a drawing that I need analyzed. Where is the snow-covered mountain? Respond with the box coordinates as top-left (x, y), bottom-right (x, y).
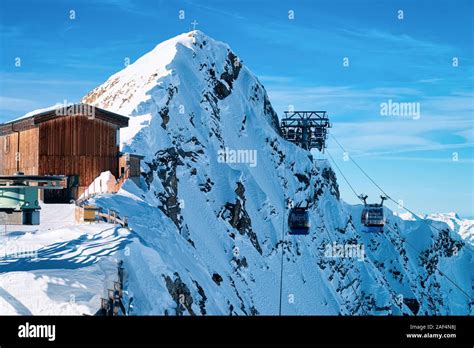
top-left (80, 31), bottom-right (473, 315)
top-left (396, 212), bottom-right (474, 246)
top-left (425, 213), bottom-right (474, 245)
top-left (0, 31), bottom-right (470, 316)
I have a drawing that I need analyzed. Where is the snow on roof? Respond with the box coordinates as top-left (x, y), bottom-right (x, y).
top-left (1, 103), bottom-right (129, 133)
top-left (7, 103), bottom-right (69, 123)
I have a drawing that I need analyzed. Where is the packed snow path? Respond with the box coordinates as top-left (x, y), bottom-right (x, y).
top-left (0, 203), bottom-right (131, 315)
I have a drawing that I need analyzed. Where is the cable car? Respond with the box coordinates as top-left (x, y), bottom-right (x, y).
top-left (288, 207), bottom-right (310, 235)
top-left (287, 129), bottom-right (296, 140)
top-left (359, 195), bottom-right (386, 233)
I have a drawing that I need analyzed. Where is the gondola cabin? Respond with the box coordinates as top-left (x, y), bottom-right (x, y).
top-left (0, 104), bottom-right (129, 202)
top-left (361, 205), bottom-right (385, 233)
top-left (286, 129), bottom-right (296, 141)
top-left (360, 195), bottom-right (386, 233)
top-left (288, 207), bottom-right (310, 235)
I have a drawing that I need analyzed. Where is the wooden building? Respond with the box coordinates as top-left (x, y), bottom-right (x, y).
top-left (0, 103), bottom-right (136, 202)
top-left (119, 153), bottom-right (144, 187)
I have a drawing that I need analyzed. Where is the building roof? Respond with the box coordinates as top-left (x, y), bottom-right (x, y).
top-left (0, 103), bottom-right (129, 136)
top-left (119, 152), bottom-right (145, 159)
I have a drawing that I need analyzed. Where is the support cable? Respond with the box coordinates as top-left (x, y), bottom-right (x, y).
top-left (327, 136), bottom-right (472, 302)
top-left (278, 165), bottom-right (286, 316)
top-left (384, 223), bottom-right (472, 301)
top-left (316, 207), bottom-right (369, 315)
top-left (330, 133), bottom-right (473, 253)
top-left (326, 150), bottom-right (363, 202)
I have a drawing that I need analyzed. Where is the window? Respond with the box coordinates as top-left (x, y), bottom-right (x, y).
top-left (4, 135), bottom-right (10, 154)
top-left (116, 128), bottom-right (121, 147)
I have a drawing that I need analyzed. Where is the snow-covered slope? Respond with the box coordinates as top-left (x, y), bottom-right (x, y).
top-left (425, 213), bottom-right (474, 245)
top-left (81, 31), bottom-right (473, 315)
top-left (1, 31), bottom-right (470, 316)
top-left (397, 211), bottom-right (474, 246)
top-left (0, 204), bottom-right (129, 315)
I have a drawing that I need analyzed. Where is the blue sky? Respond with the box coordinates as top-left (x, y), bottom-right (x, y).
top-left (0, 0), bottom-right (473, 216)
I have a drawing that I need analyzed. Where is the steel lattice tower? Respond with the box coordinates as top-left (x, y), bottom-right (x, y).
top-left (280, 111), bottom-right (331, 152)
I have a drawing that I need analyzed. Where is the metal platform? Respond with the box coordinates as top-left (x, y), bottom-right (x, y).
top-left (0, 175), bottom-right (65, 190)
top-left (280, 111), bottom-right (331, 151)
top-left (0, 175), bottom-right (64, 181)
top-left (0, 174), bottom-right (65, 225)
top-left (0, 210), bottom-right (39, 225)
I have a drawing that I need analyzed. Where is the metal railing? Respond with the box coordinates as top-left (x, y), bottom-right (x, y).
top-left (75, 205), bottom-right (129, 228)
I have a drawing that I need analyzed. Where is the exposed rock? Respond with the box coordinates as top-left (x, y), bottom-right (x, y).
top-left (321, 167), bottom-right (340, 200)
top-left (163, 273), bottom-right (195, 316)
top-left (193, 280), bottom-right (207, 315)
top-left (221, 182), bottom-right (262, 254)
top-left (212, 273), bottom-right (223, 286)
top-left (404, 298), bottom-right (420, 315)
top-left (212, 51), bottom-right (242, 100)
top-left (146, 148), bottom-right (183, 229)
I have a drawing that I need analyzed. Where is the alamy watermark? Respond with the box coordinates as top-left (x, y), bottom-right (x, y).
top-left (55, 100), bottom-right (96, 119)
top-left (18, 322), bottom-right (55, 341)
top-left (0, 246), bottom-right (38, 259)
top-left (324, 242), bottom-right (365, 261)
top-left (217, 147), bottom-right (257, 167)
top-left (380, 99), bottom-right (421, 120)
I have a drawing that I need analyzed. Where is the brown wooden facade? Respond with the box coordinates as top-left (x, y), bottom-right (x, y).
top-left (0, 104), bottom-right (129, 200)
top-left (119, 153), bottom-right (144, 187)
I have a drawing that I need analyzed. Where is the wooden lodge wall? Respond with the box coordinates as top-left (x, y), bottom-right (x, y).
top-left (119, 154), bottom-right (142, 178)
top-left (37, 115), bottom-right (120, 196)
top-left (0, 114), bottom-right (121, 198)
top-left (0, 128), bottom-right (39, 175)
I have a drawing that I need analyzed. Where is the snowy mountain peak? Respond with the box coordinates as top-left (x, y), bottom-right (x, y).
top-left (83, 30), bottom-right (280, 149)
top-left (425, 212), bottom-right (473, 244)
top-left (427, 212), bottom-right (461, 220)
top-left (84, 31), bottom-right (239, 115)
top-left (76, 32), bottom-right (472, 316)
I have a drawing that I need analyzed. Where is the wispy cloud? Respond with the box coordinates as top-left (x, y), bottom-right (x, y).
top-left (0, 73), bottom-right (95, 87)
top-left (187, 1), bottom-right (246, 21)
top-left (338, 28), bottom-right (453, 53)
top-left (91, 0), bottom-right (158, 17)
top-left (0, 96), bottom-right (43, 112)
top-left (349, 142), bottom-right (474, 158)
top-left (266, 85), bottom-right (474, 155)
top-left (364, 155), bottom-right (474, 164)
top-left (0, 24), bottom-right (23, 39)
top-left (243, 18), bottom-right (455, 59)
top-left (266, 85), bottom-right (473, 119)
top-left (330, 115), bottom-right (474, 153)
top-left (416, 78), bottom-right (444, 84)
top-left (258, 75), bottom-right (294, 83)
